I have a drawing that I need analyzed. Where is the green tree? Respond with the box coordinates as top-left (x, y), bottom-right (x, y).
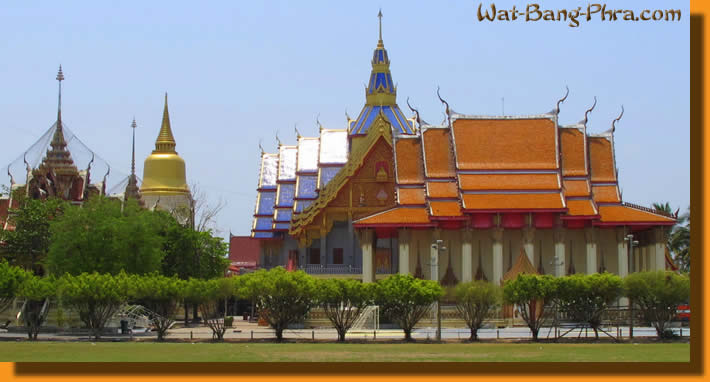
top-left (0, 260), bottom-right (31, 314)
top-left (235, 270), bottom-right (265, 324)
top-left (47, 197), bottom-right (165, 275)
top-left (374, 274), bottom-right (444, 341)
top-left (554, 273), bottom-right (623, 340)
top-left (0, 197), bottom-right (66, 274)
top-left (624, 271), bottom-right (690, 338)
top-left (184, 277), bottom-right (235, 341)
top-left (57, 272), bottom-right (131, 340)
top-left (254, 268), bottom-right (317, 342)
top-left (16, 275), bottom-right (56, 340)
top-left (652, 202), bottom-right (690, 272)
top-left (317, 278), bottom-right (374, 342)
top-left (130, 274), bottom-right (186, 341)
top-left (503, 274), bottom-right (556, 341)
top-left (159, 218), bottom-right (229, 325)
top-left (454, 281), bottom-right (501, 341)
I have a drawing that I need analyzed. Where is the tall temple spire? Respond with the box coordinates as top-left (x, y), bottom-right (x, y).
top-left (365, 10), bottom-right (396, 106)
top-left (41, 66), bottom-right (77, 176)
top-left (124, 118), bottom-right (141, 201)
top-left (154, 92), bottom-right (177, 153)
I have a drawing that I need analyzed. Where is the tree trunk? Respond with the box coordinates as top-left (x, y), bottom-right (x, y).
top-left (337, 329), bottom-right (346, 342)
top-left (184, 302), bottom-right (189, 328)
top-left (275, 327), bottom-right (284, 342)
top-left (404, 329), bottom-right (412, 341)
top-left (192, 304), bottom-right (199, 323)
top-left (531, 328), bottom-right (539, 341)
top-left (470, 327), bottom-right (478, 341)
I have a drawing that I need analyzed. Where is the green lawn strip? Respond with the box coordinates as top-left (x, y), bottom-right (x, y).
top-left (0, 342), bottom-right (689, 362)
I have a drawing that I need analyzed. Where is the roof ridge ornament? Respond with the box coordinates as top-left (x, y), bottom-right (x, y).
top-left (378, 9), bottom-right (383, 44)
top-left (316, 113), bottom-right (323, 131)
top-left (406, 97), bottom-right (421, 127)
top-left (294, 123), bottom-right (301, 139)
top-left (611, 105), bottom-right (624, 133)
top-left (258, 139), bottom-right (265, 155)
top-left (582, 96), bottom-right (597, 126)
top-left (554, 85), bottom-right (569, 115)
top-left (275, 131), bottom-right (282, 147)
top-left (436, 86), bottom-right (451, 127)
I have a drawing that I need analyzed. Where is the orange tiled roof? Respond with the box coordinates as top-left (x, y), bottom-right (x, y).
top-left (426, 181), bottom-right (459, 198)
top-left (462, 193), bottom-right (565, 210)
top-left (395, 138), bottom-right (424, 184)
top-left (354, 207), bottom-right (432, 226)
top-left (429, 201), bottom-right (463, 217)
top-left (398, 187), bottom-right (426, 205)
top-left (560, 128), bottom-right (587, 177)
top-left (563, 179), bottom-right (591, 197)
top-left (452, 118), bottom-right (557, 170)
top-left (589, 137), bottom-right (617, 183)
top-left (459, 173), bottom-right (559, 191)
top-left (566, 199), bottom-right (598, 216)
top-left (422, 128), bottom-right (456, 178)
top-left (598, 205), bottom-right (676, 224)
top-left (592, 185), bottom-right (621, 203)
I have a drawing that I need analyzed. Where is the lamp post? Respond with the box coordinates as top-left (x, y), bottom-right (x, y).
top-left (625, 234), bottom-right (639, 339)
top-left (431, 239), bottom-right (446, 341)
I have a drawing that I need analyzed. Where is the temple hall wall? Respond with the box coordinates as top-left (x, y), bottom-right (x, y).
top-left (597, 228), bottom-right (619, 275)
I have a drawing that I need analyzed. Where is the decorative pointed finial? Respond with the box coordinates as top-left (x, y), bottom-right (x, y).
top-left (155, 92), bottom-right (177, 152)
top-left (437, 86), bottom-right (451, 126)
top-left (56, 65), bottom-right (64, 126)
top-left (583, 96), bottom-right (597, 126)
top-left (378, 9), bottom-right (383, 42)
top-left (294, 123), bottom-right (301, 139)
top-left (611, 105), bottom-right (624, 133)
top-left (555, 85), bottom-right (569, 115)
top-left (345, 108), bottom-right (351, 122)
top-left (7, 165), bottom-right (14, 187)
top-left (406, 97), bottom-right (421, 126)
top-left (316, 113), bottom-right (323, 131)
top-left (130, 118), bottom-right (137, 176)
top-left (258, 139), bottom-right (265, 155)
top-left (275, 131), bottom-right (282, 146)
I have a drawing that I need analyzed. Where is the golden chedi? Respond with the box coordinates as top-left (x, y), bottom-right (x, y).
top-left (140, 93), bottom-right (192, 218)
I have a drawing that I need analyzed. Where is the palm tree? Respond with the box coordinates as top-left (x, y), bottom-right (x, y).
top-left (652, 202), bottom-right (690, 273)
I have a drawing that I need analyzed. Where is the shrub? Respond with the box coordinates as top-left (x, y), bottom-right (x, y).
top-left (184, 277), bottom-right (235, 341)
top-left (58, 272), bottom-right (131, 340)
top-left (375, 274), bottom-right (443, 341)
top-left (554, 273), bottom-right (623, 340)
top-left (0, 261), bottom-right (31, 314)
top-left (130, 274), bottom-right (186, 341)
top-left (624, 271), bottom-right (690, 339)
top-left (454, 281), bottom-right (501, 341)
top-left (503, 274), bottom-right (556, 341)
top-left (317, 278), bottom-right (374, 342)
top-left (254, 268), bottom-right (317, 342)
top-left (16, 275), bottom-right (56, 340)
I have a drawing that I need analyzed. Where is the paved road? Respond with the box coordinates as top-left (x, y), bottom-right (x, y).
top-left (0, 321), bottom-right (691, 341)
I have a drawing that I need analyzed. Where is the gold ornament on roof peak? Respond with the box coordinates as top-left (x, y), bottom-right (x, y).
top-left (154, 92), bottom-right (177, 153)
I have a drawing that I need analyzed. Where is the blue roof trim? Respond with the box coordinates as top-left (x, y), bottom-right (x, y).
top-left (276, 184), bottom-right (296, 207)
top-left (274, 208), bottom-right (292, 222)
top-left (253, 232), bottom-right (275, 239)
top-left (254, 217), bottom-right (273, 231)
top-left (274, 222), bottom-right (290, 230)
top-left (319, 167), bottom-right (341, 188)
top-left (256, 191), bottom-right (276, 216)
top-left (296, 175), bottom-right (318, 199)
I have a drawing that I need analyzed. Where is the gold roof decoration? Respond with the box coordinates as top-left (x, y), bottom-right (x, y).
top-left (502, 247), bottom-right (538, 283)
top-left (154, 92), bottom-right (177, 153)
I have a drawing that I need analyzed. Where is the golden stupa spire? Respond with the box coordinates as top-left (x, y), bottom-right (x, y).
top-left (154, 92), bottom-right (177, 153)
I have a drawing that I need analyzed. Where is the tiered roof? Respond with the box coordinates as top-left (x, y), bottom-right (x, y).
top-left (354, 109), bottom-right (676, 228)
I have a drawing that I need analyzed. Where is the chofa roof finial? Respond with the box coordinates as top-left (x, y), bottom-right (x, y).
top-left (258, 139), bottom-right (265, 155)
top-left (316, 113), bottom-right (323, 131)
top-left (294, 123), bottom-right (301, 139)
top-left (275, 131), bottom-right (282, 146)
top-left (555, 85), bottom-right (569, 115)
top-left (406, 97), bottom-right (421, 127)
top-left (611, 105), bottom-right (624, 133)
top-left (583, 96), bottom-right (597, 126)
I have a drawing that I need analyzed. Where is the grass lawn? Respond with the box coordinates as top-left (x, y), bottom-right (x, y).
top-left (0, 341), bottom-right (690, 362)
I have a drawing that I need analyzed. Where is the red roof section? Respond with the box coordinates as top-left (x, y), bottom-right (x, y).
top-left (422, 128), bottom-right (456, 178)
top-left (229, 235), bottom-right (261, 265)
top-left (453, 118), bottom-right (558, 170)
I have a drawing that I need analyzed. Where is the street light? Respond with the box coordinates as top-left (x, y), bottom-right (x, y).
top-left (431, 239), bottom-right (446, 341)
top-left (625, 234), bottom-right (639, 274)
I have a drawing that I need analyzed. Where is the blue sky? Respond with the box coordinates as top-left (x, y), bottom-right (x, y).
top-left (0, 1), bottom-right (690, 239)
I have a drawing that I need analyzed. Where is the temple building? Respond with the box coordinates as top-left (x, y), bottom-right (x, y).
top-left (249, 13), bottom-right (678, 284)
top-left (139, 93), bottom-right (193, 220)
top-left (1, 66), bottom-right (110, 231)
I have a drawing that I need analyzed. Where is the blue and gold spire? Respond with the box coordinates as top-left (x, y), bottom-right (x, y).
top-left (351, 10), bottom-right (414, 136)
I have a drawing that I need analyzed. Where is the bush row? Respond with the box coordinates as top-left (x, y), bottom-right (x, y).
top-left (0, 261), bottom-right (689, 342)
